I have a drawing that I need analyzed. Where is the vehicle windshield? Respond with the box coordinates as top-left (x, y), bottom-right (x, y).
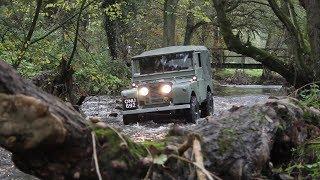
top-left (133, 52), bottom-right (193, 75)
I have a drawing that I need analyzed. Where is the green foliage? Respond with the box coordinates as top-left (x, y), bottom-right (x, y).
top-left (286, 137), bottom-right (320, 178)
top-left (300, 84), bottom-right (320, 109)
top-left (283, 86), bottom-right (320, 178)
top-left (75, 54), bottom-right (130, 94)
top-left (216, 69), bottom-right (263, 78)
top-left (0, 0), bottom-right (130, 94)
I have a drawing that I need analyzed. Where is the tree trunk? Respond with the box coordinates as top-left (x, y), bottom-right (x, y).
top-left (183, 7), bottom-right (194, 46)
top-left (260, 32), bottom-right (274, 83)
top-left (1, 60), bottom-right (319, 179)
top-left (304, 0), bottom-right (320, 77)
top-left (102, 0), bottom-right (118, 60)
top-left (163, 0), bottom-right (179, 46)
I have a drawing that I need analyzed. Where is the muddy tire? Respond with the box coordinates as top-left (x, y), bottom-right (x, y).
top-left (186, 96), bottom-right (200, 123)
top-left (123, 114), bottom-right (139, 125)
top-left (201, 91), bottom-right (214, 117)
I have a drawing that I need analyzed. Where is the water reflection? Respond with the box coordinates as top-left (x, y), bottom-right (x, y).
top-left (214, 84), bottom-right (284, 96)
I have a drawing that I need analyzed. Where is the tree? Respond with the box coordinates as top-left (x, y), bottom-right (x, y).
top-left (301, 0), bottom-right (320, 76)
top-left (183, 0), bottom-right (209, 45)
top-left (163, 0), bottom-right (179, 46)
top-left (212, 0), bottom-right (320, 87)
top-left (102, 0), bottom-right (119, 60)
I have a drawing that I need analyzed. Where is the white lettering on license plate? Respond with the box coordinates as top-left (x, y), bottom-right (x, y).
top-left (124, 98), bottom-right (136, 109)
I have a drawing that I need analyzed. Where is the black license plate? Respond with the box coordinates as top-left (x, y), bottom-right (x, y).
top-left (124, 98), bottom-right (137, 109)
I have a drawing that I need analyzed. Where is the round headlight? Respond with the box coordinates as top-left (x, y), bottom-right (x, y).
top-left (138, 87), bottom-right (149, 96)
top-left (161, 84), bottom-right (172, 94)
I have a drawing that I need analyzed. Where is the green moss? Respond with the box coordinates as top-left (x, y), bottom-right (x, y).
top-left (92, 127), bottom-right (148, 171)
top-left (217, 128), bottom-right (237, 155)
top-left (141, 140), bottom-right (166, 151)
top-left (127, 139), bottom-right (148, 159)
top-left (94, 128), bottom-right (121, 155)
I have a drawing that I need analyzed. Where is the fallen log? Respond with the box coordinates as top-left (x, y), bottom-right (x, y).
top-left (0, 60), bottom-right (319, 179)
top-left (0, 61), bottom-right (149, 179)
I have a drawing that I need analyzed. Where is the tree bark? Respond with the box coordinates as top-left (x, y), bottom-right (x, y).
top-left (102, 0), bottom-right (118, 60)
top-left (1, 59), bottom-right (319, 179)
top-left (0, 60), bottom-right (148, 179)
top-left (268, 0), bottom-right (311, 83)
top-left (304, 0), bottom-right (320, 77)
top-left (163, 0), bottom-right (179, 46)
top-left (183, 5), bottom-right (195, 46)
top-left (183, 6), bottom-right (208, 47)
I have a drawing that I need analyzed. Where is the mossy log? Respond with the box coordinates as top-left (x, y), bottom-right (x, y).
top-left (0, 60), bottom-right (148, 179)
top-left (0, 60), bottom-right (320, 179)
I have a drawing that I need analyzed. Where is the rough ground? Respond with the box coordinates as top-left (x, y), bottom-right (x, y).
top-left (0, 85), bottom-right (283, 179)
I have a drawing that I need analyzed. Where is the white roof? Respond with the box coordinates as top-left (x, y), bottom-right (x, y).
top-left (133, 46), bottom-right (208, 58)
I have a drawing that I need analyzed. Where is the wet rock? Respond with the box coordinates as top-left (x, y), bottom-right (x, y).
top-left (228, 105), bottom-right (243, 112)
top-left (95, 122), bottom-right (108, 129)
top-left (116, 99), bottom-right (122, 104)
top-left (115, 105), bottom-right (123, 110)
top-left (273, 173), bottom-right (294, 180)
top-left (88, 116), bottom-right (102, 123)
top-left (109, 112), bottom-right (118, 117)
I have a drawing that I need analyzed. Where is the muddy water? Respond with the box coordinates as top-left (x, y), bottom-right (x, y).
top-left (0, 85), bottom-right (285, 179)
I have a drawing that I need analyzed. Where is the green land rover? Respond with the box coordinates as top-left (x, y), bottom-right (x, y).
top-left (121, 46), bottom-right (214, 124)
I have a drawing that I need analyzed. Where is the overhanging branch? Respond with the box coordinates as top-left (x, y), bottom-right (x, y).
top-left (212, 0), bottom-right (293, 82)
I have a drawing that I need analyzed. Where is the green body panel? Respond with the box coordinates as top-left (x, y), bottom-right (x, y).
top-left (172, 80), bottom-right (196, 104)
top-left (121, 46), bottom-right (213, 115)
top-left (121, 88), bottom-right (137, 99)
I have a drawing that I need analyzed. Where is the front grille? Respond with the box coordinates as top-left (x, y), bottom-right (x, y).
top-left (148, 83), bottom-right (162, 103)
top-left (138, 82), bottom-right (172, 107)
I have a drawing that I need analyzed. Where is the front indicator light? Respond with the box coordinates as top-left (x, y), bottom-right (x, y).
top-left (138, 87), bottom-right (149, 96)
top-left (161, 84), bottom-right (172, 94)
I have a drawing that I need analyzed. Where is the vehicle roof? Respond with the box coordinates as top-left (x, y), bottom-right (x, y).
top-left (132, 46), bottom-right (208, 59)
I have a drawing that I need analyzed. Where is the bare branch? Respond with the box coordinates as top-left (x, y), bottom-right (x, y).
top-left (67, 0), bottom-right (87, 67)
top-left (13, 0), bottom-right (42, 68)
top-left (30, 0), bottom-right (96, 45)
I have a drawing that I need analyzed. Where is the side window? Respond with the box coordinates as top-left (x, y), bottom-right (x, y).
top-left (197, 53), bottom-right (202, 67)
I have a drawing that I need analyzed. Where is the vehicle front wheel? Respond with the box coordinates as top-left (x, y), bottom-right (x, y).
top-left (201, 91), bottom-right (214, 117)
top-left (186, 96), bottom-right (200, 123)
top-left (123, 114), bottom-right (139, 125)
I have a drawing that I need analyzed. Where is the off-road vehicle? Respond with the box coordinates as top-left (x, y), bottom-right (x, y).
top-left (121, 46), bottom-right (214, 124)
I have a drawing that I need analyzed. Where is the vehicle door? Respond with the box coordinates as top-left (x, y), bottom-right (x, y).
top-left (193, 51), bottom-right (206, 102)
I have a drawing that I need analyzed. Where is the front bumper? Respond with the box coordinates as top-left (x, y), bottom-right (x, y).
top-left (121, 104), bottom-right (190, 115)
